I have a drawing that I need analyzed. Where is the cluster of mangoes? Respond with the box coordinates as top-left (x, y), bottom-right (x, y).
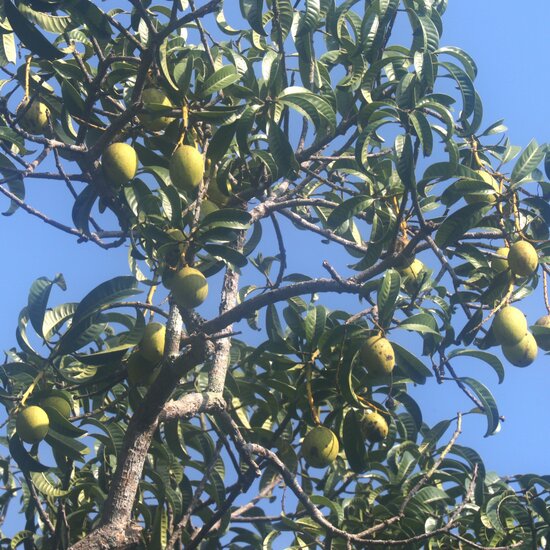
top-left (301, 335), bottom-right (394, 468)
top-left (15, 393), bottom-right (73, 445)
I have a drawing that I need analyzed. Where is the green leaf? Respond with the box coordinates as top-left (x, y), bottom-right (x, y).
top-left (0, 126), bottom-right (25, 151)
top-left (71, 184), bottom-right (98, 236)
top-left (398, 313), bottom-right (440, 336)
top-left (17, 3), bottom-right (72, 33)
top-left (63, 0), bottom-right (112, 40)
top-left (74, 345), bottom-right (128, 366)
top-left (267, 122), bottom-right (298, 179)
top-left (343, 409), bottom-right (367, 473)
top-left (240, 0), bottom-right (266, 35)
top-left (61, 80), bottom-right (88, 120)
top-left (447, 349), bottom-right (505, 384)
top-left (509, 139), bottom-right (545, 185)
top-left (158, 37), bottom-right (178, 91)
top-left (395, 133), bottom-right (415, 189)
top-left (27, 274), bottom-right (65, 339)
top-left (297, 0), bottom-right (321, 35)
top-left (199, 208), bottom-right (251, 230)
top-left (72, 276), bottom-right (140, 325)
top-left (326, 195), bottom-right (373, 230)
top-left (0, 31), bottom-right (16, 65)
top-left (9, 435), bottom-right (50, 473)
top-left (377, 269), bottom-right (400, 328)
top-left (3, 0), bottom-right (64, 60)
top-left (304, 306), bottom-right (326, 348)
top-left (2, 175), bottom-right (25, 216)
top-left (392, 342), bottom-right (432, 384)
top-left (277, 88), bottom-right (336, 133)
top-left (203, 243), bottom-right (248, 268)
top-left (434, 203), bottom-right (492, 248)
top-left (200, 65), bottom-right (240, 97)
top-left (436, 46), bottom-right (478, 80)
top-left (10, 531), bottom-right (34, 549)
top-left (439, 61), bottom-right (475, 120)
top-left (43, 302), bottom-right (77, 341)
top-left (45, 428), bottom-right (89, 461)
top-left (150, 505), bottom-right (168, 550)
top-left (459, 377), bottom-right (500, 437)
top-left (30, 472), bottom-right (69, 497)
top-left (206, 122), bottom-right (236, 166)
top-left (409, 111), bottom-right (433, 157)
top-left (336, 348), bottom-right (363, 408)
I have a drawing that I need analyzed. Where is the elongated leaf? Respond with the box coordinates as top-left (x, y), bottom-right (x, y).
top-left (439, 61), bottom-right (475, 119)
top-left (4, 0), bottom-right (64, 60)
top-left (336, 348), bottom-right (362, 408)
top-left (297, 0), bottom-right (321, 35)
top-left (304, 306), bottom-right (326, 348)
top-left (9, 435), bottom-right (50, 472)
top-left (434, 203), bottom-right (492, 248)
top-left (267, 122), bottom-right (297, 179)
top-left (399, 313), bottom-right (440, 336)
top-left (27, 274), bottom-right (65, 339)
top-left (409, 110), bottom-right (433, 157)
top-left (327, 195), bottom-right (373, 229)
top-left (17, 3), bottom-right (72, 33)
top-left (2, 175), bottom-right (25, 216)
top-left (392, 342), bottom-right (432, 384)
top-left (0, 126), bottom-right (25, 151)
top-left (203, 243), bottom-right (248, 268)
top-left (43, 302), bottom-right (78, 341)
top-left (377, 269), bottom-right (400, 328)
top-left (343, 409), bottom-right (367, 473)
top-left (45, 428), bottom-right (89, 461)
top-left (71, 184), bottom-right (98, 236)
top-left (63, 0), bottom-right (111, 40)
top-left (30, 472), bottom-right (69, 497)
top-left (240, 0), bottom-right (266, 35)
top-left (200, 66), bottom-right (240, 97)
top-left (199, 208), bottom-right (251, 230)
top-left (460, 376), bottom-right (500, 437)
top-left (448, 349), bottom-right (504, 384)
top-left (206, 122), bottom-right (236, 166)
top-left (510, 139), bottom-right (545, 184)
top-left (10, 531), bottom-right (34, 549)
top-left (72, 276), bottom-right (140, 325)
top-left (395, 133), bottom-right (415, 189)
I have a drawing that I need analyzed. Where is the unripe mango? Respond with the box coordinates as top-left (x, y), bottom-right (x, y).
top-left (17, 99), bottom-right (49, 134)
top-left (492, 247), bottom-right (509, 273)
top-left (140, 322), bottom-right (166, 363)
top-left (301, 426), bottom-right (339, 468)
top-left (534, 315), bottom-right (550, 351)
top-left (491, 306), bottom-right (528, 346)
top-left (362, 411), bottom-right (389, 443)
top-left (170, 266), bottom-right (208, 309)
top-left (361, 335), bottom-right (395, 376)
top-left (398, 259), bottom-right (425, 293)
top-left (102, 143), bottom-right (138, 186)
top-left (40, 396), bottom-right (72, 419)
top-left (169, 145), bottom-right (204, 194)
top-left (464, 170), bottom-right (499, 204)
top-left (139, 87), bottom-right (173, 131)
top-left (207, 180), bottom-right (232, 206)
top-left (16, 406), bottom-right (49, 444)
top-left (502, 332), bottom-right (538, 367)
top-left (127, 351), bottom-right (159, 386)
top-left (508, 241), bottom-right (538, 277)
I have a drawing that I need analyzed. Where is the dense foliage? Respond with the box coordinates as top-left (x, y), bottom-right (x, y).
top-left (1, 0), bottom-right (550, 548)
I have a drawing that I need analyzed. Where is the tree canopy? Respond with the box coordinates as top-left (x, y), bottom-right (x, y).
top-left (1, 0), bottom-right (550, 548)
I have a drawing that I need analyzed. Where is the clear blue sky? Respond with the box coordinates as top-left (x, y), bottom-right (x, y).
top-left (1, 0), bottom-right (549, 499)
